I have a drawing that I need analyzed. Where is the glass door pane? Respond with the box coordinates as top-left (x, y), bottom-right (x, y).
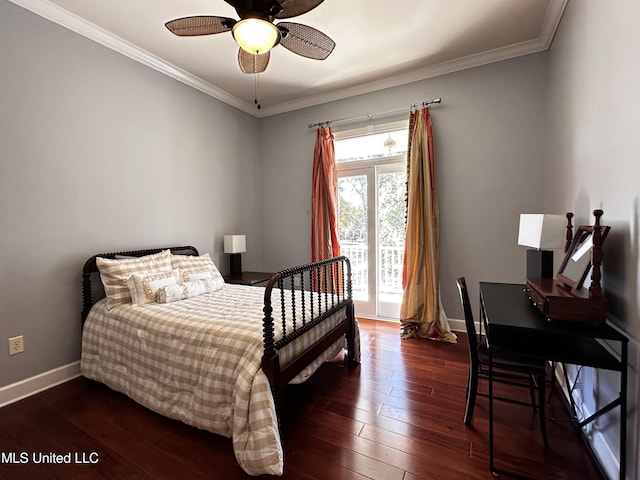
top-left (337, 174), bottom-right (375, 316)
top-left (377, 166), bottom-right (405, 318)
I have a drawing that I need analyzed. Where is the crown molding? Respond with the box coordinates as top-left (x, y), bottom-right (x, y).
top-left (258, 38), bottom-right (547, 117)
top-left (8, 0), bottom-right (257, 115)
top-left (258, 0), bottom-right (568, 117)
top-left (539, 0), bottom-right (569, 49)
top-left (10, 0), bottom-right (567, 119)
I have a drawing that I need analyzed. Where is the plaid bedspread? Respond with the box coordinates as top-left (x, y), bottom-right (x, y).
top-left (81, 283), bottom-right (352, 475)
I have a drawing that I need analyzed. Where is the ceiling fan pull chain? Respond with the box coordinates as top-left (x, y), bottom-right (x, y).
top-left (254, 71), bottom-right (262, 110)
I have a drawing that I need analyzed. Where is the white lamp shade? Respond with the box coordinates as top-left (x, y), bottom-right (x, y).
top-left (224, 235), bottom-right (246, 254)
top-left (517, 214), bottom-right (566, 249)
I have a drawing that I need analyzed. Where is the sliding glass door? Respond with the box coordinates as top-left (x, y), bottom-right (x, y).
top-left (337, 163), bottom-right (405, 319)
top-left (334, 123), bottom-right (408, 320)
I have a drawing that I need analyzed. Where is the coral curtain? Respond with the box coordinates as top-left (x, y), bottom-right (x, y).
top-left (311, 126), bottom-right (340, 262)
top-left (400, 108), bottom-right (456, 343)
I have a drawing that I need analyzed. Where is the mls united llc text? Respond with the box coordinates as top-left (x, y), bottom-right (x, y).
top-left (2, 451), bottom-right (99, 464)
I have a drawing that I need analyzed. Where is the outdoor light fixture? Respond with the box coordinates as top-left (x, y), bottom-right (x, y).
top-left (383, 134), bottom-right (397, 155)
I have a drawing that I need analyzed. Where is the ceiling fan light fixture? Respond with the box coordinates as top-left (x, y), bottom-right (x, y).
top-left (232, 18), bottom-right (280, 55)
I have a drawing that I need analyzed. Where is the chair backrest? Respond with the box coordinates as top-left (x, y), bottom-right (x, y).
top-left (456, 277), bottom-right (479, 366)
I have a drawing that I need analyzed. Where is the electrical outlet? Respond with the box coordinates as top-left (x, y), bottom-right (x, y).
top-left (8, 335), bottom-right (24, 355)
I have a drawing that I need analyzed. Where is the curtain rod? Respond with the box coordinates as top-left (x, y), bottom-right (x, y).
top-left (307, 97), bottom-right (441, 129)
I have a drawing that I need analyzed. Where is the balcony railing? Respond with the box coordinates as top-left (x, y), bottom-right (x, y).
top-left (340, 243), bottom-right (404, 298)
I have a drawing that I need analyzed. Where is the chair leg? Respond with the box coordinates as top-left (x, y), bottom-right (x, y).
top-left (464, 368), bottom-right (479, 425)
top-left (538, 373), bottom-right (548, 447)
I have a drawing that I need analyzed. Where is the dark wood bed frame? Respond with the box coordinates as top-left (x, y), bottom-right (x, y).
top-left (81, 245), bottom-right (359, 416)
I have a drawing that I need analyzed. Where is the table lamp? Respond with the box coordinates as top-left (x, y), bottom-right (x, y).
top-left (224, 234), bottom-right (246, 276)
top-left (517, 214), bottom-right (565, 279)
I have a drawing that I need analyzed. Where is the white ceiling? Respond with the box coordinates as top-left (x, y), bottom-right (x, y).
top-left (11, 0), bottom-right (567, 117)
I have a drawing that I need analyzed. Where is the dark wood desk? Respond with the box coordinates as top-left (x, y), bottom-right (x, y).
top-left (479, 282), bottom-right (628, 480)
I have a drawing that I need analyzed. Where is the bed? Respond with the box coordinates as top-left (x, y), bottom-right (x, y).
top-left (80, 245), bottom-right (359, 476)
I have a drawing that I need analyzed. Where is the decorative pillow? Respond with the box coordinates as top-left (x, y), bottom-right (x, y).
top-left (96, 250), bottom-right (172, 310)
top-left (171, 253), bottom-right (224, 284)
top-left (127, 269), bottom-right (180, 306)
top-left (156, 278), bottom-right (224, 304)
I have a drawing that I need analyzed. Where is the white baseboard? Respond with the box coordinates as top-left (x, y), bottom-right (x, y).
top-left (0, 361), bottom-right (81, 408)
top-left (447, 317), bottom-right (466, 333)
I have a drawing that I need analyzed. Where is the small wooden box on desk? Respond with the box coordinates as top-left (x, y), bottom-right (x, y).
top-left (224, 271), bottom-right (274, 287)
top-left (525, 278), bottom-right (607, 325)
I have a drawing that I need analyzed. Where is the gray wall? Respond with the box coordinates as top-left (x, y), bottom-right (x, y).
top-left (0, 0), bottom-right (263, 386)
top-left (259, 53), bottom-right (548, 322)
top-left (545, 1), bottom-right (640, 477)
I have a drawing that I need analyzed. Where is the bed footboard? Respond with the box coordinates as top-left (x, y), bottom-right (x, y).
top-left (261, 256), bottom-right (358, 414)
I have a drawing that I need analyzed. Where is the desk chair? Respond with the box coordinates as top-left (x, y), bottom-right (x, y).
top-left (456, 277), bottom-right (548, 447)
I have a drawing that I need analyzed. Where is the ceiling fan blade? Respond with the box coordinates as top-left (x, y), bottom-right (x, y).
top-left (274, 0), bottom-right (325, 19)
top-left (165, 16), bottom-right (235, 36)
top-left (278, 22), bottom-right (335, 60)
top-left (238, 49), bottom-right (270, 74)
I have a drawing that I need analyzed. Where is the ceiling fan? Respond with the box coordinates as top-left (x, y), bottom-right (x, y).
top-left (165, 0), bottom-right (336, 75)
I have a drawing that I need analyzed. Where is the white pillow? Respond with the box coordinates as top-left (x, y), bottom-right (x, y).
top-left (96, 250), bottom-right (172, 310)
top-left (171, 253), bottom-right (224, 284)
top-left (127, 269), bottom-right (180, 306)
top-left (156, 278), bottom-right (224, 304)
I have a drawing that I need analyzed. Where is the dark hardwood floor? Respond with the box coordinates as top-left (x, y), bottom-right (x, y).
top-left (0, 319), bottom-right (604, 479)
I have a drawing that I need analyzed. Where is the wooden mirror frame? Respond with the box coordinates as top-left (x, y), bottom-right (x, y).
top-left (557, 210), bottom-right (610, 292)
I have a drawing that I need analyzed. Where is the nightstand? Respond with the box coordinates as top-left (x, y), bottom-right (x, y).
top-left (224, 271), bottom-right (274, 286)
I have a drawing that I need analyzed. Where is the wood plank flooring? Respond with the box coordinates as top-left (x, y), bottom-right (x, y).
top-left (0, 319), bottom-right (604, 479)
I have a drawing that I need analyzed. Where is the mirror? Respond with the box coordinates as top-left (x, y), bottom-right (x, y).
top-left (557, 225), bottom-right (610, 290)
